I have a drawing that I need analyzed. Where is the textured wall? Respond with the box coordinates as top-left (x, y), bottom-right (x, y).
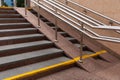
top-left (71, 0), bottom-right (120, 21)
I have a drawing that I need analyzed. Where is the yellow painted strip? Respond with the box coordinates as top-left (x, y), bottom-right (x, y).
top-left (0, 6), bottom-right (13, 9)
top-left (4, 50), bottom-right (106, 80)
top-left (74, 50), bottom-right (107, 61)
top-left (4, 60), bottom-right (75, 80)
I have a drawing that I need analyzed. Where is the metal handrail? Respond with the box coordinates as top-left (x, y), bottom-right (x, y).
top-left (29, 0), bottom-right (120, 62)
top-left (50, 0), bottom-right (105, 26)
top-left (30, 0), bottom-right (120, 43)
top-left (68, 0), bottom-right (120, 26)
top-left (43, 0), bottom-right (120, 41)
top-left (45, 0), bottom-right (120, 30)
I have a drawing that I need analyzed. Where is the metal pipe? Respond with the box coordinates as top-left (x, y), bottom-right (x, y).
top-left (13, 0), bottom-right (17, 7)
top-left (31, 0), bottom-right (120, 43)
top-left (25, 0), bottom-right (27, 16)
top-left (37, 6), bottom-right (41, 27)
top-left (79, 23), bottom-right (84, 63)
top-left (54, 8), bottom-right (58, 42)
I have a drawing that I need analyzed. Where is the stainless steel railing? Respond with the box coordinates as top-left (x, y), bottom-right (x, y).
top-left (67, 0), bottom-right (120, 26)
top-left (27, 0), bottom-right (120, 61)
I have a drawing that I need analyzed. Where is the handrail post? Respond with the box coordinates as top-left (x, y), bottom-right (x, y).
top-left (54, 7), bottom-right (58, 42)
top-left (25, 0), bottom-right (27, 16)
top-left (79, 22), bottom-right (84, 63)
top-left (37, 6), bottom-right (41, 27)
top-left (13, 0), bottom-right (17, 7)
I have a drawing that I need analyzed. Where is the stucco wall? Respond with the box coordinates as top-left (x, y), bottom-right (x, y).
top-left (72, 0), bottom-right (120, 21)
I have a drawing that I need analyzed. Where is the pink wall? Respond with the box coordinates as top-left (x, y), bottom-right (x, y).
top-left (72, 0), bottom-right (120, 21)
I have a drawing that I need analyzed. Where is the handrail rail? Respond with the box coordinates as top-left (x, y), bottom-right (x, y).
top-left (50, 0), bottom-right (105, 26)
top-left (30, 0), bottom-right (120, 43)
top-left (68, 0), bottom-right (120, 26)
top-left (45, 0), bottom-right (120, 30)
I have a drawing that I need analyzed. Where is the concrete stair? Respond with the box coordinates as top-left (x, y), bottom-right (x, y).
top-left (29, 9), bottom-right (94, 52)
top-left (0, 8), bottom-right (73, 79)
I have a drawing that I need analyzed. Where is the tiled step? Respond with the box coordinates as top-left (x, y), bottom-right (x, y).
top-left (0, 40), bottom-right (54, 57)
top-left (66, 37), bottom-right (78, 43)
top-left (0, 28), bottom-right (38, 37)
top-left (41, 18), bottom-right (49, 22)
top-left (46, 22), bottom-right (55, 26)
top-left (0, 10), bottom-right (18, 14)
top-left (74, 43), bottom-right (93, 51)
top-left (0, 48), bottom-right (64, 71)
top-left (0, 56), bottom-right (70, 79)
top-left (51, 26), bottom-right (63, 31)
top-left (0, 23), bottom-right (33, 29)
top-left (0, 18), bottom-right (27, 23)
top-left (0, 34), bottom-right (46, 45)
top-left (59, 31), bottom-right (70, 37)
top-left (0, 14), bottom-right (22, 18)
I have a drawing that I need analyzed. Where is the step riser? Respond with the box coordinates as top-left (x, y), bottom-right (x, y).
top-left (0, 52), bottom-right (63, 71)
top-left (69, 39), bottom-right (78, 43)
top-left (0, 30), bottom-right (38, 37)
top-left (51, 27), bottom-right (63, 31)
top-left (0, 16), bottom-right (22, 18)
top-left (60, 33), bottom-right (69, 37)
top-left (0, 20), bottom-right (27, 23)
top-left (0, 24), bottom-right (33, 29)
top-left (0, 11), bottom-right (18, 14)
top-left (0, 36), bottom-right (46, 46)
top-left (0, 8), bottom-right (14, 10)
top-left (41, 18), bottom-right (49, 22)
top-left (46, 23), bottom-right (55, 26)
top-left (0, 43), bottom-right (54, 57)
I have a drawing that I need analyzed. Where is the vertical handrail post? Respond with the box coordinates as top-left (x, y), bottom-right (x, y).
top-left (37, 6), bottom-right (41, 27)
top-left (36, 0), bottom-right (41, 27)
top-left (79, 22), bottom-right (84, 63)
top-left (13, 0), bottom-right (17, 7)
top-left (25, 0), bottom-right (27, 16)
top-left (54, 7), bottom-right (58, 42)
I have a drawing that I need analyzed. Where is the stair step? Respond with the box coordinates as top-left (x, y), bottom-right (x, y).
top-left (0, 40), bottom-right (54, 57)
top-left (0, 56), bottom-right (70, 79)
top-left (0, 18), bottom-right (27, 23)
top-left (51, 26), bottom-right (62, 31)
top-left (0, 48), bottom-right (64, 71)
top-left (0, 8), bottom-right (13, 10)
top-left (66, 37), bottom-right (78, 43)
top-left (0, 23), bottom-right (33, 29)
top-left (41, 18), bottom-right (49, 22)
top-left (0, 14), bottom-right (22, 18)
top-left (0, 10), bottom-right (18, 14)
top-left (46, 22), bottom-right (55, 26)
top-left (59, 31), bottom-right (69, 37)
top-left (0, 28), bottom-right (38, 37)
top-left (0, 34), bottom-right (46, 45)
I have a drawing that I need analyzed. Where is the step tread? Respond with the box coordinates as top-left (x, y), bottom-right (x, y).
top-left (0, 40), bottom-right (53, 51)
top-left (0, 48), bottom-right (63, 65)
top-left (0, 23), bottom-right (31, 26)
top-left (66, 37), bottom-right (75, 40)
top-left (0, 56), bottom-right (70, 79)
top-left (0, 34), bottom-right (44, 41)
top-left (0, 28), bottom-right (37, 32)
top-left (59, 31), bottom-right (67, 34)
